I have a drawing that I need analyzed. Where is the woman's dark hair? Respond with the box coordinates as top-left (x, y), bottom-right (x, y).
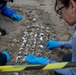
top-left (54, 0), bottom-right (76, 12)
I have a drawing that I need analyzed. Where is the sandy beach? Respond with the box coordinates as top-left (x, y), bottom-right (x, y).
top-left (0, 0), bottom-right (74, 75)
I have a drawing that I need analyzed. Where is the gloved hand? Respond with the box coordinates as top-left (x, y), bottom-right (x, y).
top-left (46, 40), bottom-right (59, 50)
top-left (1, 6), bottom-right (22, 21)
top-left (12, 13), bottom-right (23, 21)
top-left (25, 54), bottom-right (49, 65)
top-left (2, 51), bottom-right (10, 62)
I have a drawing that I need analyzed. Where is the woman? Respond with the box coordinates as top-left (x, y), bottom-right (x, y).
top-left (0, 0), bottom-right (22, 21)
top-left (25, 0), bottom-right (76, 75)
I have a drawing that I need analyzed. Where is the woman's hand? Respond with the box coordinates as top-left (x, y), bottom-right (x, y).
top-left (46, 40), bottom-right (59, 50)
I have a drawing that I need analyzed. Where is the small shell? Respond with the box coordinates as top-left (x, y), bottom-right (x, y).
top-left (22, 43), bottom-right (25, 46)
top-left (21, 43), bottom-right (24, 48)
top-left (19, 8), bottom-right (22, 12)
top-left (46, 30), bottom-right (49, 32)
top-left (24, 34), bottom-right (26, 37)
top-left (23, 39), bottom-right (26, 43)
top-left (40, 37), bottom-right (43, 41)
top-left (51, 34), bottom-right (56, 37)
top-left (24, 31), bottom-right (28, 35)
top-left (37, 53), bottom-right (42, 56)
top-left (34, 34), bottom-right (38, 38)
top-left (26, 12), bottom-right (30, 17)
top-left (20, 48), bottom-right (23, 50)
top-left (12, 44), bottom-right (14, 46)
top-left (13, 39), bottom-right (17, 42)
top-left (27, 26), bottom-right (30, 28)
top-left (15, 56), bottom-right (22, 62)
top-left (22, 58), bottom-right (25, 62)
top-left (46, 27), bottom-right (49, 30)
top-left (32, 18), bottom-right (36, 22)
top-left (39, 45), bottom-right (44, 48)
top-left (18, 51), bottom-right (22, 54)
top-left (22, 37), bottom-right (25, 40)
top-left (40, 33), bottom-right (44, 36)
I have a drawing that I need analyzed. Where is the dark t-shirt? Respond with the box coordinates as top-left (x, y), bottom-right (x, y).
top-left (0, 53), bottom-right (7, 65)
top-left (0, 0), bottom-right (7, 9)
top-left (0, 0), bottom-right (7, 4)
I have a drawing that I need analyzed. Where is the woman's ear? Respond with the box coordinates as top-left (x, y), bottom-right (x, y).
top-left (69, 0), bottom-right (76, 11)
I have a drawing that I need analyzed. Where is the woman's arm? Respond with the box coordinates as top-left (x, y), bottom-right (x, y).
top-left (58, 41), bottom-right (72, 49)
top-left (50, 32), bottom-right (76, 75)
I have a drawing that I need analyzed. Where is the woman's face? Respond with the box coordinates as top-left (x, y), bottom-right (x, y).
top-left (56, 0), bottom-right (76, 26)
